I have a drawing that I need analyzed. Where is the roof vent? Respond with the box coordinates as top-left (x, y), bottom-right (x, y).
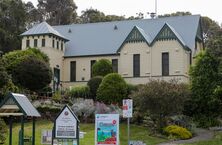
top-left (114, 25), bottom-right (118, 30)
top-left (68, 29), bottom-right (72, 33)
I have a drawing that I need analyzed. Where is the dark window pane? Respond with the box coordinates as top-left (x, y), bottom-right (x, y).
top-left (42, 39), bottom-right (45, 47)
top-left (61, 42), bottom-right (63, 51)
top-left (34, 39), bottom-right (38, 47)
top-left (133, 54), bottom-right (140, 77)
top-left (57, 41), bottom-right (59, 49)
top-left (112, 59), bottom-right (118, 73)
top-left (70, 61), bottom-right (76, 82)
top-left (162, 52), bottom-right (169, 76)
top-left (52, 39), bottom-right (55, 48)
top-left (26, 40), bottom-right (30, 48)
top-left (90, 60), bottom-right (96, 78)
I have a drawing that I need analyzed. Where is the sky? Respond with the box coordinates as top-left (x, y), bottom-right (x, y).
top-left (23, 0), bottom-right (222, 25)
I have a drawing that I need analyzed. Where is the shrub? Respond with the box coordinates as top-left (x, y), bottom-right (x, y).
top-left (69, 85), bottom-right (90, 99)
top-left (131, 80), bottom-right (190, 133)
top-left (92, 59), bottom-right (112, 77)
top-left (126, 83), bottom-right (138, 95)
top-left (87, 76), bottom-right (103, 100)
top-left (97, 73), bottom-right (127, 104)
top-left (164, 125), bottom-right (192, 140)
top-left (0, 118), bottom-right (7, 144)
top-left (52, 91), bottom-right (62, 103)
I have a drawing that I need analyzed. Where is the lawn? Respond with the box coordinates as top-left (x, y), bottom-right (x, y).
top-left (182, 132), bottom-right (222, 145)
top-left (4, 120), bottom-right (167, 145)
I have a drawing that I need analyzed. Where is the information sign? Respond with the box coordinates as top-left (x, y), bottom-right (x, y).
top-left (123, 99), bottom-right (133, 118)
top-left (54, 105), bottom-right (79, 139)
top-left (95, 114), bottom-right (119, 145)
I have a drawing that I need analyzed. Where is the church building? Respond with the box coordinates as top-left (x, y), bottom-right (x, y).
top-left (20, 15), bottom-right (204, 89)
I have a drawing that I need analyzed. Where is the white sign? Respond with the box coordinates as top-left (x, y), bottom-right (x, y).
top-left (41, 130), bottom-right (52, 144)
top-left (55, 106), bottom-right (78, 139)
top-left (123, 99), bottom-right (133, 118)
top-left (95, 114), bottom-right (119, 145)
top-left (130, 141), bottom-right (146, 145)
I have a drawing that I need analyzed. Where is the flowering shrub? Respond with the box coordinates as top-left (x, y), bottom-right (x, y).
top-left (164, 125), bottom-right (192, 140)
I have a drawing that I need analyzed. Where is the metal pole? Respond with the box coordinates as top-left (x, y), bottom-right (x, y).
top-left (21, 116), bottom-right (24, 145)
top-left (155, 0), bottom-right (157, 16)
top-left (77, 124), bottom-right (80, 145)
top-left (128, 118), bottom-right (130, 145)
top-left (32, 117), bottom-right (35, 145)
top-left (9, 116), bottom-right (13, 145)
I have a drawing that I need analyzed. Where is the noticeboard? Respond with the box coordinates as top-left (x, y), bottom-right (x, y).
top-left (95, 114), bottom-right (119, 145)
top-left (123, 99), bottom-right (133, 118)
top-left (54, 105), bottom-right (79, 139)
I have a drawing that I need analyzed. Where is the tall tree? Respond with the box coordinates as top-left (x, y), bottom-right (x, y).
top-left (184, 51), bottom-right (222, 127)
top-left (0, 0), bottom-right (27, 53)
top-left (80, 8), bottom-right (125, 23)
top-left (37, 0), bottom-right (77, 25)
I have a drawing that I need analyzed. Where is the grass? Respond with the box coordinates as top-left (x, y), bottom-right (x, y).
top-left (182, 132), bottom-right (222, 145)
top-left (4, 119), bottom-right (167, 145)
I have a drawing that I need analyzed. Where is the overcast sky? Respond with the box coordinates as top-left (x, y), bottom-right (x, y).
top-left (23, 0), bottom-right (222, 25)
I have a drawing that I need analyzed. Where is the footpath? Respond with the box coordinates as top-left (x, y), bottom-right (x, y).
top-left (157, 128), bottom-right (214, 145)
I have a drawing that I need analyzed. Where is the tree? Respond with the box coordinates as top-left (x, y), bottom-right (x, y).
top-left (0, 59), bottom-right (10, 88)
top-left (0, 0), bottom-right (27, 53)
top-left (87, 76), bottom-right (103, 100)
top-left (184, 51), bottom-right (221, 127)
top-left (92, 59), bottom-right (113, 77)
top-left (14, 56), bottom-right (52, 91)
top-left (2, 48), bottom-right (51, 92)
top-left (158, 11), bottom-right (191, 18)
top-left (97, 73), bottom-right (127, 104)
top-left (80, 8), bottom-right (125, 23)
top-left (131, 80), bottom-right (190, 132)
top-left (37, 0), bottom-right (77, 25)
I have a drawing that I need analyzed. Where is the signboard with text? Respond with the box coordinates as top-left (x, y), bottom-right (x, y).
top-left (123, 99), bottom-right (133, 118)
top-left (54, 105), bottom-right (79, 139)
top-left (95, 114), bottom-right (119, 145)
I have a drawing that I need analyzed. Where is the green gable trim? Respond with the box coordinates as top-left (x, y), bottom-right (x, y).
top-left (151, 23), bottom-right (190, 51)
top-left (117, 26), bottom-right (150, 52)
top-left (156, 26), bottom-right (177, 40)
top-left (125, 27), bottom-right (147, 43)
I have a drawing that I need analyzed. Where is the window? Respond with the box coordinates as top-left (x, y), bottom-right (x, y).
top-left (90, 60), bottom-right (96, 78)
top-left (34, 39), bottom-right (38, 47)
top-left (61, 42), bottom-right (63, 51)
top-left (42, 39), bottom-right (45, 47)
top-left (70, 61), bottom-right (76, 82)
top-left (162, 52), bottom-right (169, 76)
top-left (133, 54), bottom-right (140, 77)
top-left (52, 39), bottom-right (55, 48)
top-left (26, 40), bottom-right (30, 48)
top-left (57, 41), bottom-right (59, 49)
top-left (112, 59), bottom-right (118, 73)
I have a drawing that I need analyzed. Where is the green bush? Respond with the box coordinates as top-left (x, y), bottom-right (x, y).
top-left (131, 80), bottom-right (190, 133)
top-left (52, 91), bottom-right (62, 103)
top-left (92, 59), bottom-right (112, 77)
top-left (126, 83), bottom-right (138, 95)
top-left (87, 76), bottom-right (103, 100)
top-left (69, 85), bottom-right (90, 99)
top-left (164, 125), bottom-right (192, 140)
top-left (97, 73), bottom-right (127, 104)
top-left (0, 118), bottom-right (7, 144)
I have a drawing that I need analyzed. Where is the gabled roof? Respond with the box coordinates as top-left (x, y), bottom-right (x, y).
top-left (0, 93), bottom-right (41, 117)
top-left (22, 15), bottom-right (201, 57)
top-left (151, 23), bottom-right (188, 49)
top-left (21, 22), bottom-right (69, 41)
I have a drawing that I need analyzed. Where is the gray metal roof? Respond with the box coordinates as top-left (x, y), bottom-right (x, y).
top-left (11, 93), bottom-right (41, 117)
top-left (21, 22), bottom-right (69, 41)
top-left (22, 15), bottom-right (201, 57)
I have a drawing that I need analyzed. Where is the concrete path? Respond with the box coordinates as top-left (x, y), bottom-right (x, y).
top-left (157, 128), bottom-right (214, 145)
